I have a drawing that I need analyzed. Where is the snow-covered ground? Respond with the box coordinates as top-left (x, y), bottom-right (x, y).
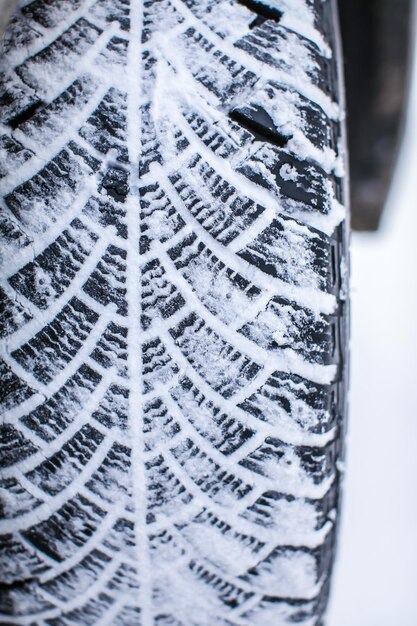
top-left (327, 20), bottom-right (417, 626)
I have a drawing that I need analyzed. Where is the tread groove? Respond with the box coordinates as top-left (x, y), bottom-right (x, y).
top-left (228, 106), bottom-right (290, 148)
top-left (236, 0), bottom-right (283, 28)
top-left (7, 100), bottom-right (45, 130)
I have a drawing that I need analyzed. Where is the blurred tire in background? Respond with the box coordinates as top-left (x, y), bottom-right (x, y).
top-left (328, 4), bottom-right (417, 623)
top-left (0, 0), bottom-right (18, 35)
top-left (338, 0), bottom-right (414, 231)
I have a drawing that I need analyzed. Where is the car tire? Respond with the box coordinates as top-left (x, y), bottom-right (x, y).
top-left (0, 0), bottom-right (348, 624)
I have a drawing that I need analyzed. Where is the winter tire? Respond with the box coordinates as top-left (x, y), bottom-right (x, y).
top-left (0, 0), bottom-right (348, 624)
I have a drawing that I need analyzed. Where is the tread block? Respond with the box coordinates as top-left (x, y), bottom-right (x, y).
top-left (238, 370), bottom-right (339, 434)
top-left (171, 376), bottom-right (255, 454)
top-left (242, 490), bottom-right (325, 532)
top-left (0, 286), bottom-right (32, 338)
top-left (83, 195), bottom-right (127, 238)
top-left (144, 397), bottom-right (181, 452)
top-left (0, 15), bottom-right (42, 56)
top-left (26, 424), bottom-right (105, 495)
top-left (142, 337), bottom-right (179, 394)
top-left (22, 0), bottom-right (83, 29)
top-left (90, 322), bottom-right (128, 376)
top-left (241, 547), bottom-right (322, 600)
top-left (180, 27), bottom-right (258, 102)
top-left (140, 102), bottom-right (163, 175)
top-left (239, 435), bottom-right (336, 487)
top-left (142, 0), bottom-right (183, 43)
top-left (42, 549), bottom-right (111, 601)
top-left (99, 166), bottom-right (129, 202)
top-left (102, 519), bottom-right (137, 562)
top-left (0, 477), bottom-right (42, 519)
top-left (6, 102), bottom-right (42, 131)
top-left (0, 579), bottom-right (54, 617)
top-left (146, 455), bottom-right (193, 524)
top-left (108, 562), bottom-right (139, 593)
top-left (79, 88), bottom-right (128, 161)
top-left (169, 157), bottom-right (265, 244)
top-left (259, 83), bottom-right (339, 152)
top-left (86, 442), bottom-right (132, 503)
top-left (21, 493), bottom-right (107, 562)
top-left (140, 183), bottom-right (186, 253)
top-left (237, 217), bottom-right (332, 290)
top-left (113, 606), bottom-right (142, 626)
top-left (141, 259), bottom-right (186, 329)
top-left (5, 142), bottom-right (100, 233)
top-left (239, 296), bottom-right (337, 364)
top-left (171, 438), bottom-right (253, 503)
top-left (0, 360), bottom-right (34, 411)
top-left (92, 383), bottom-right (129, 430)
top-left (238, 147), bottom-right (336, 215)
top-left (20, 364), bottom-right (102, 441)
top-left (9, 218), bottom-right (98, 309)
top-left (235, 22), bottom-right (336, 98)
top-left (44, 593), bottom-right (113, 625)
top-left (168, 236), bottom-right (262, 324)
top-left (183, 506), bottom-right (265, 561)
top-left (232, 594), bottom-right (316, 623)
top-left (169, 312), bottom-right (262, 398)
top-left (0, 424), bottom-right (39, 469)
top-left (183, 107), bottom-right (247, 157)
top-left (16, 19), bottom-right (103, 94)
top-left (243, 483), bottom-right (338, 540)
top-left (0, 134), bottom-right (33, 177)
top-left (89, 0), bottom-right (131, 32)
top-left (18, 75), bottom-right (99, 144)
top-left (0, 216), bottom-right (32, 269)
top-left (12, 297), bottom-right (99, 384)
top-left (83, 244), bottom-right (128, 316)
top-left (98, 35), bottom-right (128, 66)
top-left (0, 75), bottom-right (39, 127)
top-left (0, 535), bottom-right (48, 584)
top-left (188, 558), bottom-right (253, 608)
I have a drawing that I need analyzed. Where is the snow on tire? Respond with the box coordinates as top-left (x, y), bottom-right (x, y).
top-left (0, 0), bottom-right (348, 624)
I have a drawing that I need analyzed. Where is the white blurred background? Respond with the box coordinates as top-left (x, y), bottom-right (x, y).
top-left (327, 11), bottom-right (417, 626)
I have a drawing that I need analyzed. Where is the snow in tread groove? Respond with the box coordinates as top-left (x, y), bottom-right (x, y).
top-left (0, 0), bottom-right (347, 625)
